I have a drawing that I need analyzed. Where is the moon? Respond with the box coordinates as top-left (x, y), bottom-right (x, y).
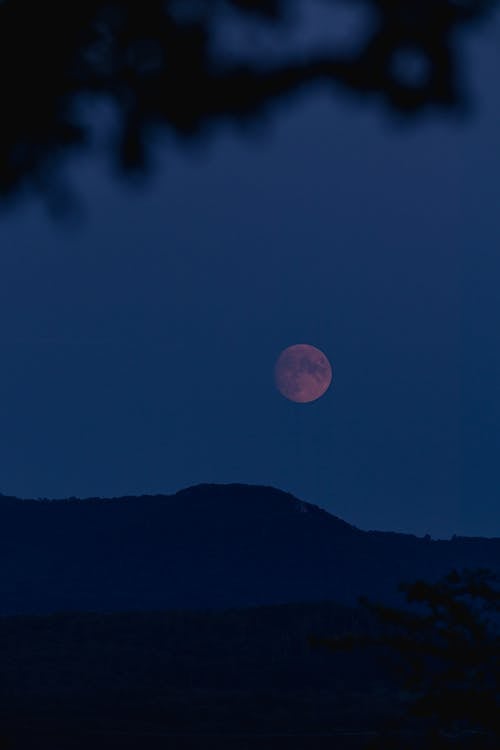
top-left (274, 344), bottom-right (332, 403)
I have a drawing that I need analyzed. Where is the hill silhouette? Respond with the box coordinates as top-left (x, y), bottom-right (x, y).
top-left (1, 483), bottom-right (499, 616)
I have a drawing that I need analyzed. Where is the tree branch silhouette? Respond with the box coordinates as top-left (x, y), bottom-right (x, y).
top-left (312, 569), bottom-right (500, 746)
top-left (0, 0), bottom-right (497, 205)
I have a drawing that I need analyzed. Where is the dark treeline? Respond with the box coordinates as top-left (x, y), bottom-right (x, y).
top-left (0, 0), bottom-right (497, 206)
top-left (0, 601), bottom-right (393, 748)
top-left (1, 582), bottom-right (499, 749)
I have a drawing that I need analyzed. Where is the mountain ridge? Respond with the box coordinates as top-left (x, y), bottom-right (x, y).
top-left (1, 483), bottom-right (499, 616)
top-left (4, 482), bottom-right (495, 540)
top-left (0, 482), bottom-right (354, 526)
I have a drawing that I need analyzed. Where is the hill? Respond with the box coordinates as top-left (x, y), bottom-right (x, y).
top-left (1, 483), bottom-right (499, 615)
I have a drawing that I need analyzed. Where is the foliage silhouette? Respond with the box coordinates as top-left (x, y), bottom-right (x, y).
top-left (0, 0), bottom-right (498, 206)
top-left (313, 569), bottom-right (500, 747)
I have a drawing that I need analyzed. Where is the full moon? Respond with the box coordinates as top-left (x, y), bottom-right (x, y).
top-left (274, 344), bottom-right (332, 403)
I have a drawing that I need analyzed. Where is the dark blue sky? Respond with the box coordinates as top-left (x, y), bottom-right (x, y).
top-left (0, 10), bottom-right (499, 539)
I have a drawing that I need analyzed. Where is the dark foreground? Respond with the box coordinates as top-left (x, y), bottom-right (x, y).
top-left (0, 604), bottom-right (383, 749)
top-left (5, 730), bottom-right (381, 750)
top-left (4, 729), bottom-right (498, 750)
top-left (1, 605), bottom-right (498, 749)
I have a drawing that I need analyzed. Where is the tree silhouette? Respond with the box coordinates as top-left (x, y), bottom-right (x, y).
top-left (313, 569), bottom-right (500, 747)
top-left (0, 0), bottom-right (497, 206)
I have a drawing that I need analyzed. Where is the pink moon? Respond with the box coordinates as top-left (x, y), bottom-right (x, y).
top-left (274, 344), bottom-right (332, 403)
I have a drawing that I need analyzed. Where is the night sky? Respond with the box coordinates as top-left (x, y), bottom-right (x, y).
top-left (0, 8), bottom-right (499, 539)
